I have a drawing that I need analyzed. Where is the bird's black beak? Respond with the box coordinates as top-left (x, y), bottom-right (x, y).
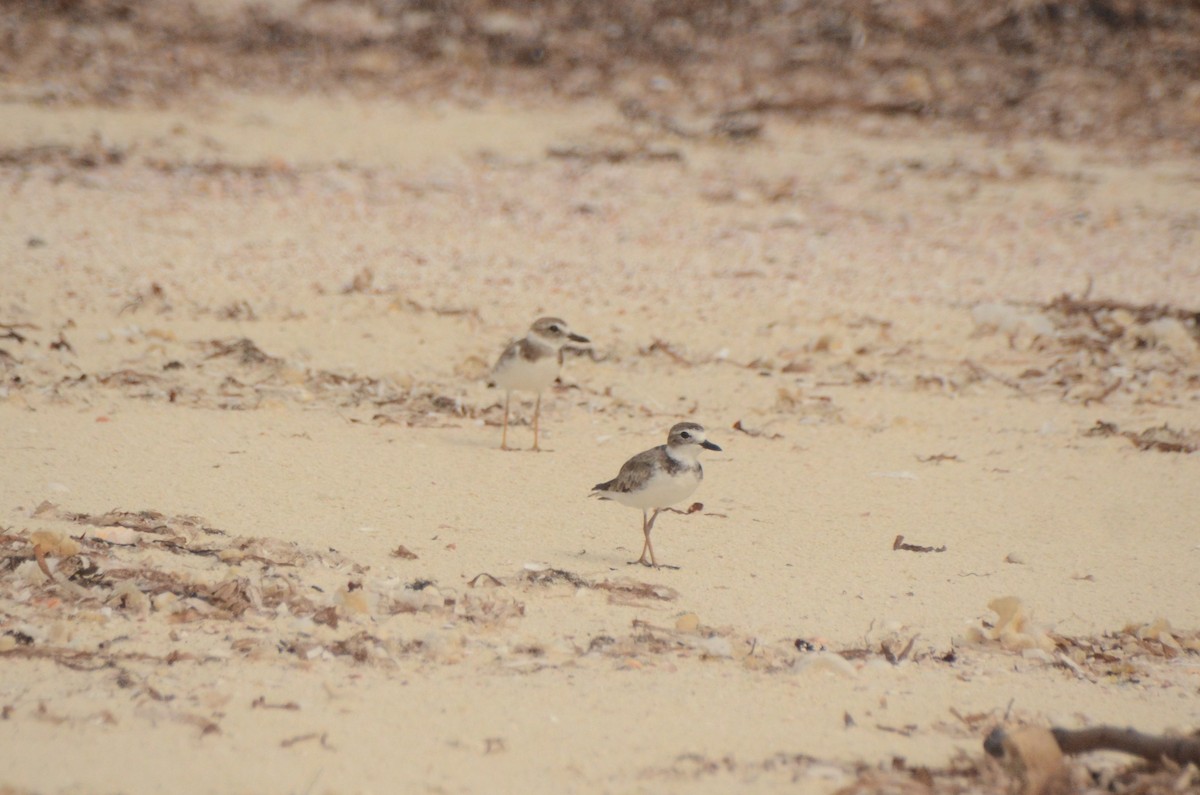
top-left (702, 440), bottom-right (721, 451)
top-left (568, 332), bottom-right (590, 343)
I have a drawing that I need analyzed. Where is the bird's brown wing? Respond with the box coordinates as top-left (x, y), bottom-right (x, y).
top-left (492, 338), bottom-right (522, 372)
top-left (592, 446), bottom-right (664, 493)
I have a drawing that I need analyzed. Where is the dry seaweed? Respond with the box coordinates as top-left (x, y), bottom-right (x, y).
top-left (546, 140), bottom-right (684, 164)
top-left (592, 579), bottom-right (680, 604)
top-left (518, 567), bottom-right (590, 588)
top-left (0, 323), bottom-right (34, 343)
top-left (64, 508), bottom-right (225, 537)
top-left (1083, 420), bottom-right (1200, 454)
top-left (467, 573), bottom-right (503, 588)
top-left (731, 420), bottom-right (783, 439)
top-left (1044, 295), bottom-right (1200, 339)
top-left (1121, 424), bottom-right (1200, 454)
top-left (893, 535), bottom-right (947, 553)
top-left (641, 338), bottom-right (694, 366)
top-left (516, 567), bottom-right (679, 603)
top-left (966, 598), bottom-right (1200, 677)
top-left (118, 283), bottom-right (170, 315)
top-left (4, 324), bottom-right (479, 420)
top-left (0, 512), bottom-right (535, 676)
top-left (650, 731), bottom-right (1200, 794)
top-left (203, 338), bottom-right (281, 367)
top-left (4, 0), bottom-right (1199, 151)
top-left (957, 293), bottom-right (1200, 406)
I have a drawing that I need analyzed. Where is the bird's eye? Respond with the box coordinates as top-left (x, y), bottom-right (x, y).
top-left (549, 325), bottom-right (560, 333)
top-left (680, 431), bottom-right (691, 439)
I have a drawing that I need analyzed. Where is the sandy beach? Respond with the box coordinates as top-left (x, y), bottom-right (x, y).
top-left (2, 3), bottom-right (1200, 793)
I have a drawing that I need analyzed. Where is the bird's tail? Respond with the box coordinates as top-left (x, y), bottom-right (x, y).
top-left (589, 480), bottom-right (615, 498)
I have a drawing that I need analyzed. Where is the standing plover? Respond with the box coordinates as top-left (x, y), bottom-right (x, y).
top-left (590, 422), bottom-right (721, 568)
top-left (489, 317), bottom-right (589, 451)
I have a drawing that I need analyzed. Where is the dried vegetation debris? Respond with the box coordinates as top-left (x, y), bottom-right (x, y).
top-left (1046, 294), bottom-right (1194, 347)
top-left (16, 522), bottom-right (1142, 679)
top-left (0, 505), bottom-right (534, 670)
top-left (647, 722), bottom-right (1200, 794)
top-left (0, 140), bottom-right (128, 172)
top-left (964, 596), bottom-right (1200, 684)
top-left (893, 534), bottom-right (947, 553)
top-left (1045, 294), bottom-right (1200, 338)
top-left (1046, 618), bottom-right (1200, 676)
top-left (0, 322), bottom-right (476, 421)
top-left (10, 291), bottom-right (1192, 424)
top-left (2, 512), bottom-right (777, 674)
top-left (839, 750), bottom-right (1200, 795)
top-left (643, 748), bottom-right (1009, 794)
top-left (1, 1), bottom-right (1198, 149)
top-left (1084, 419), bottom-right (1200, 454)
top-left (546, 136), bottom-right (685, 164)
top-left (4, 524), bottom-right (1199, 793)
top-left (960, 294), bottom-right (1200, 405)
top-left (516, 565), bottom-right (680, 604)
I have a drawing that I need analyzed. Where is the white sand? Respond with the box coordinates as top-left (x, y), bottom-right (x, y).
top-left (1, 92), bottom-right (1198, 793)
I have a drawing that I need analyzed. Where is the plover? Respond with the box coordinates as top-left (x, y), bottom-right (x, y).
top-left (590, 422), bottom-right (721, 568)
top-left (489, 317), bottom-right (589, 451)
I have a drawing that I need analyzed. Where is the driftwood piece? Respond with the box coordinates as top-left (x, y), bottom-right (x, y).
top-left (986, 724), bottom-right (1200, 795)
top-left (1050, 726), bottom-right (1200, 767)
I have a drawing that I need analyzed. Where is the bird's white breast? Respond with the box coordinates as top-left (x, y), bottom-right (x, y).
top-left (606, 466), bottom-right (702, 510)
top-left (492, 350), bottom-right (560, 392)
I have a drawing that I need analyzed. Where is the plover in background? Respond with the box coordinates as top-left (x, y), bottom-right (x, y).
top-left (590, 422), bottom-right (721, 568)
top-left (489, 317), bottom-right (590, 451)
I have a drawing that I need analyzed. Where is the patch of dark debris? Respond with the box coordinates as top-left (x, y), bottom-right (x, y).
top-left (1085, 420), bottom-right (1200, 454)
top-left (1, 2), bottom-right (1199, 149)
top-left (204, 337), bottom-right (282, 367)
top-left (516, 566), bottom-right (680, 605)
top-left (0, 505), bottom-right (525, 669)
top-left (0, 141), bottom-right (127, 171)
top-left (957, 293), bottom-right (1200, 405)
top-left (0, 327), bottom-right (478, 422)
top-left (649, 724), bottom-right (1200, 794)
